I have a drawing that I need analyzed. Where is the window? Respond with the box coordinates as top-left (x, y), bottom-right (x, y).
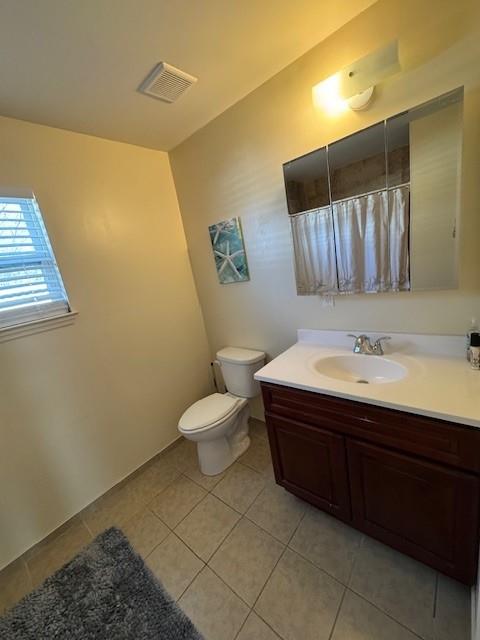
top-left (0, 194), bottom-right (70, 329)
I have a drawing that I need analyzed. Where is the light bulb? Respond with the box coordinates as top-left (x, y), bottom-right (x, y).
top-left (312, 74), bottom-right (349, 116)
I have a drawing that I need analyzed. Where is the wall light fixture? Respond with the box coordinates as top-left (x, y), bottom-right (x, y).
top-left (312, 41), bottom-right (400, 115)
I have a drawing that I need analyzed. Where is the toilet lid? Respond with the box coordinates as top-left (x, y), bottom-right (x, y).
top-left (179, 393), bottom-right (240, 432)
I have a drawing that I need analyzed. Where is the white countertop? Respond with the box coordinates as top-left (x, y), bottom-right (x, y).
top-left (254, 330), bottom-right (480, 428)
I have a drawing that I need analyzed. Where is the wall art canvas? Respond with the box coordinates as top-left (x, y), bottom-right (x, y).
top-left (208, 217), bottom-right (250, 284)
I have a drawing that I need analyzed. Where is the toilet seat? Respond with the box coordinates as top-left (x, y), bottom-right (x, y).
top-left (179, 393), bottom-right (241, 433)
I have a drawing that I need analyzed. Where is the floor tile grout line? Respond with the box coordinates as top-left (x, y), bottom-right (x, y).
top-left (26, 520), bottom-right (100, 587)
top-left (286, 505), bottom-right (308, 546)
top-left (172, 513), bottom-right (240, 567)
top-left (205, 560), bottom-right (255, 610)
top-left (281, 544), bottom-right (348, 591)
top-left (347, 587), bottom-right (432, 640)
top-left (346, 534), bottom-right (364, 589)
top-left (284, 542), bottom-right (359, 590)
top-left (133, 467), bottom-right (183, 510)
top-left (80, 516), bottom-right (94, 541)
top-left (144, 467), bottom-right (187, 503)
top-left (144, 529), bottom-right (206, 606)
top-left (249, 502), bottom-right (308, 620)
top-left (347, 585), bottom-right (430, 640)
top-left (327, 585), bottom-right (348, 640)
top-left (233, 610), bottom-right (285, 640)
top-left (155, 477), bottom-right (209, 531)
top-left (236, 459), bottom-right (267, 475)
top-left (249, 545), bottom-right (289, 624)
top-left (210, 489), bottom-right (261, 517)
top-left (249, 531), bottom-right (372, 637)
top-left (147, 460), bottom-right (269, 569)
top-left (182, 468), bottom-right (225, 493)
top-left (21, 557), bottom-right (33, 591)
top-left (239, 459), bottom-right (271, 475)
top-left (21, 514), bottom-right (86, 564)
top-left (1, 435), bottom-right (261, 610)
top-left (24, 524), bottom-right (97, 588)
top-left (211, 465), bottom-right (267, 508)
top-left (83, 472), bottom-right (181, 538)
top-left (24, 518), bottom-right (91, 569)
top-left (174, 561), bottom-right (206, 604)
top-left (433, 571), bottom-right (439, 619)
top-left (1, 430), bottom-right (455, 640)
top-left (178, 560), bottom-right (253, 634)
top-left (148, 475), bottom-right (208, 530)
top-left (159, 530), bottom-right (206, 567)
top-left (232, 614), bottom-right (251, 640)
top-left (173, 493), bottom-right (240, 542)
top-left (0, 438), bottom-right (205, 583)
top-left (139, 510), bottom-right (174, 561)
top-left (242, 510), bottom-right (283, 542)
top-left (242, 495), bottom-right (305, 546)
top-left (203, 512), bottom-right (290, 615)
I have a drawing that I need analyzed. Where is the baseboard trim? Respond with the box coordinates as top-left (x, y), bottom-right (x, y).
top-left (1, 435), bottom-right (184, 572)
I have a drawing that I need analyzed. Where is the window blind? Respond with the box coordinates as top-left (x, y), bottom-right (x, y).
top-left (0, 195), bottom-right (70, 329)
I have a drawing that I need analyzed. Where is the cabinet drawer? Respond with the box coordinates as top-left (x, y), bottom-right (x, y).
top-left (347, 438), bottom-right (480, 583)
top-left (266, 414), bottom-right (351, 522)
top-left (261, 383), bottom-right (480, 473)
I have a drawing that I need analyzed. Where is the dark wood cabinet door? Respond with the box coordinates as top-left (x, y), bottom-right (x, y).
top-left (266, 414), bottom-right (351, 522)
top-left (347, 439), bottom-right (480, 584)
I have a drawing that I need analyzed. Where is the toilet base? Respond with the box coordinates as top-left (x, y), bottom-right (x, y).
top-left (197, 404), bottom-right (251, 476)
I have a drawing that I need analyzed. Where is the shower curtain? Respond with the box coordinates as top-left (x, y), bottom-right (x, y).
top-left (290, 205), bottom-right (338, 295)
top-left (290, 185), bottom-right (410, 295)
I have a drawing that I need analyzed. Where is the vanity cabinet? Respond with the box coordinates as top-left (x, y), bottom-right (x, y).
top-left (267, 415), bottom-right (351, 521)
top-left (261, 382), bottom-right (480, 585)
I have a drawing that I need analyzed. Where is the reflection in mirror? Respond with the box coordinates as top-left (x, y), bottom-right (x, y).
top-left (283, 87), bottom-right (463, 297)
top-left (328, 122), bottom-right (386, 201)
top-left (386, 112), bottom-right (410, 188)
top-left (396, 89), bottom-right (463, 290)
top-left (284, 147), bottom-right (329, 215)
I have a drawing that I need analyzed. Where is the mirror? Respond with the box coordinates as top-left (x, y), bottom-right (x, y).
top-left (328, 122), bottom-right (386, 202)
top-left (395, 91), bottom-right (462, 290)
top-left (284, 87), bottom-right (463, 296)
top-left (284, 147), bottom-right (329, 214)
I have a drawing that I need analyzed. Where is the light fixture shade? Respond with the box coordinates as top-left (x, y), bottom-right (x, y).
top-left (312, 41), bottom-right (400, 114)
top-left (347, 86), bottom-right (375, 111)
top-left (337, 41), bottom-right (400, 100)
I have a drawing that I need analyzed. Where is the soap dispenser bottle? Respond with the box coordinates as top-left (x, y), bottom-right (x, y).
top-left (470, 333), bottom-right (480, 370)
top-left (467, 318), bottom-right (479, 361)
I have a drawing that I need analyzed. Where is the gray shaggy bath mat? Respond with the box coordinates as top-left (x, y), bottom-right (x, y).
top-left (0, 527), bottom-right (204, 639)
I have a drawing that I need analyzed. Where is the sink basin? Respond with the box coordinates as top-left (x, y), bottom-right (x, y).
top-left (312, 354), bottom-right (407, 384)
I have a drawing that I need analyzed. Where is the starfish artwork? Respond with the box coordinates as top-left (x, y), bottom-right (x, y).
top-left (208, 217), bottom-right (250, 284)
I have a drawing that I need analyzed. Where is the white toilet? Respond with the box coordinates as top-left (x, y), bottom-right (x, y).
top-left (178, 347), bottom-right (265, 476)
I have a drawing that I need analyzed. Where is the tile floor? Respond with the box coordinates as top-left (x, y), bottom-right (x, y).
top-left (0, 419), bottom-right (472, 640)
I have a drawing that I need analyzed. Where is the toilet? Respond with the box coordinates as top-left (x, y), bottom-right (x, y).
top-left (178, 347), bottom-right (265, 476)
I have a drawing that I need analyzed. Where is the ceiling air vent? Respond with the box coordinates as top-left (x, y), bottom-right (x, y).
top-left (138, 62), bottom-right (197, 103)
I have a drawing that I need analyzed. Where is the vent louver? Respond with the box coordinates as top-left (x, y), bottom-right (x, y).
top-left (138, 62), bottom-right (197, 103)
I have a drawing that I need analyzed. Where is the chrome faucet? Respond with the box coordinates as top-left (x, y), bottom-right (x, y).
top-left (348, 334), bottom-right (391, 356)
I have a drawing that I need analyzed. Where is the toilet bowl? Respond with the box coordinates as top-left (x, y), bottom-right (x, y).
top-left (178, 347), bottom-right (265, 476)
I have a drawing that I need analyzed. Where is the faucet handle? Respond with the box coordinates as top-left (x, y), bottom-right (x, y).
top-left (348, 334), bottom-right (370, 343)
top-left (348, 334), bottom-right (371, 354)
top-left (373, 336), bottom-right (391, 354)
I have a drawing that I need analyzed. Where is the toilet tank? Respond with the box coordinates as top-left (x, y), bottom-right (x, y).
top-left (216, 347), bottom-right (265, 398)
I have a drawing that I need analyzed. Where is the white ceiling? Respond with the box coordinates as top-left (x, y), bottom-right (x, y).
top-left (0, 0), bottom-right (377, 151)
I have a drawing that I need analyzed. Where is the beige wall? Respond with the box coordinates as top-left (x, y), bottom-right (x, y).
top-left (170, 0), bottom-right (480, 415)
top-left (0, 116), bottom-right (211, 569)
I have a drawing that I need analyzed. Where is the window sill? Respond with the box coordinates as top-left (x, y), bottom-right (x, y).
top-left (0, 310), bottom-right (79, 343)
